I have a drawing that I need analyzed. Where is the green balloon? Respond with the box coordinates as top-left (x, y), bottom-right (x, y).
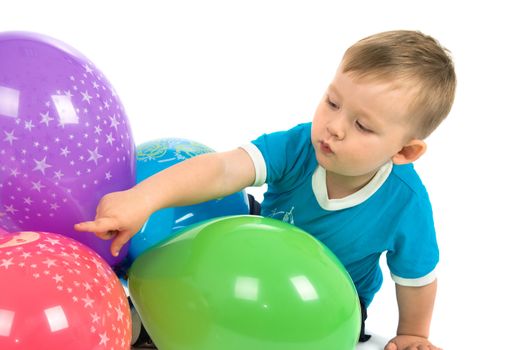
top-left (129, 215), bottom-right (361, 350)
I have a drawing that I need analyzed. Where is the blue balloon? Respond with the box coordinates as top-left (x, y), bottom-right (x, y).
top-left (128, 138), bottom-right (250, 261)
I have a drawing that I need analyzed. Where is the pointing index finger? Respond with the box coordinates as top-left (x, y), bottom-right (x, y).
top-left (74, 217), bottom-right (120, 234)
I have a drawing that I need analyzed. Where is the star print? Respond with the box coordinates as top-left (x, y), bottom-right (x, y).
top-left (54, 170), bottom-right (64, 180)
top-left (82, 295), bottom-right (95, 308)
top-left (115, 305), bottom-right (124, 321)
top-left (81, 90), bottom-right (93, 104)
top-left (10, 168), bottom-right (20, 177)
top-left (69, 244), bottom-right (79, 251)
top-left (42, 258), bottom-right (57, 268)
top-left (24, 120), bottom-right (35, 131)
top-left (106, 133), bottom-right (115, 145)
top-left (31, 181), bottom-right (45, 192)
top-left (59, 146), bottom-right (71, 157)
top-left (99, 332), bottom-right (109, 346)
top-left (33, 156), bottom-right (52, 174)
top-left (1, 258), bottom-right (14, 269)
top-left (52, 274), bottom-right (64, 283)
top-left (3, 130), bottom-right (18, 145)
top-left (109, 115), bottom-right (120, 129)
top-left (45, 237), bottom-right (61, 246)
top-left (90, 257), bottom-right (104, 270)
top-left (1, 51), bottom-right (132, 275)
top-left (87, 147), bottom-right (103, 164)
top-left (83, 282), bottom-right (93, 291)
top-left (91, 312), bottom-right (101, 323)
top-left (5, 205), bottom-right (18, 214)
top-left (40, 111), bottom-right (54, 126)
top-left (84, 64), bottom-right (94, 74)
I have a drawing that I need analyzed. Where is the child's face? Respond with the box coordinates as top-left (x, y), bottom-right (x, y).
top-left (311, 68), bottom-right (416, 179)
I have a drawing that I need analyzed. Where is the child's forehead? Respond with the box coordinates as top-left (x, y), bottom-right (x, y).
top-left (332, 69), bottom-right (420, 101)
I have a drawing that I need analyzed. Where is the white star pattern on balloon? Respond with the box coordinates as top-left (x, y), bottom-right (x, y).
top-left (0, 231), bottom-right (131, 348)
top-left (0, 59), bottom-right (134, 239)
top-left (1, 257), bottom-right (14, 269)
top-left (3, 130), bottom-right (17, 145)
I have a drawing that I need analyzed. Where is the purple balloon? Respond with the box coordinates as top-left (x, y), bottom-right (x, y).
top-left (0, 32), bottom-right (135, 266)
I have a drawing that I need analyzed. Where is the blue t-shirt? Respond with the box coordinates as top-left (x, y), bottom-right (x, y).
top-left (242, 123), bottom-right (439, 306)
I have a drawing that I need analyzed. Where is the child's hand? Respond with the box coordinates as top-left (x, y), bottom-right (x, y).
top-left (385, 335), bottom-right (442, 350)
top-left (74, 188), bottom-right (153, 257)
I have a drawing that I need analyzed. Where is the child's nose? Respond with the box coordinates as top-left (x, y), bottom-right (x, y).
top-left (327, 118), bottom-right (345, 140)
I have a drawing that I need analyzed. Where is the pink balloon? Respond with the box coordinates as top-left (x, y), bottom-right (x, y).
top-left (0, 32), bottom-right (135, 265)
top-left (0, 230), bottom-right (131, 349)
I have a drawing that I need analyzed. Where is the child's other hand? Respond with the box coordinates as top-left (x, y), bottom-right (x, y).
top-left (385, 335), bottom-right (442, 350)
top-left (74, 188), bottom-right (153, 257)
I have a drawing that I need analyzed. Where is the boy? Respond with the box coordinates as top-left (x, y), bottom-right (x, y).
top-left (76, 30), bottom-right (455, 350)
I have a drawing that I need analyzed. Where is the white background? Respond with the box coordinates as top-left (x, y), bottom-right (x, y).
top-left (2, 1), bottom-right (524, 348)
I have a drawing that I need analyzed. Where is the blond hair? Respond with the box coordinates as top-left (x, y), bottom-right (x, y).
top-left (342, 30), bottom-right (456, 138)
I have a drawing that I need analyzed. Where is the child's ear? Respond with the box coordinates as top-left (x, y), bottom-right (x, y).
top-left (392, 139), bottom-right (427, 165)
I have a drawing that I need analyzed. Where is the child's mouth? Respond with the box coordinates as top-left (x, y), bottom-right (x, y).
top-left (320, 141), bottom-right (334, 154)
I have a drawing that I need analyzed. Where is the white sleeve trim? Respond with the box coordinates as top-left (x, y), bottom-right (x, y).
top-left (240, 143), bottom-right (267, 187)
top-left (390, 269), bottom-right (437, 287)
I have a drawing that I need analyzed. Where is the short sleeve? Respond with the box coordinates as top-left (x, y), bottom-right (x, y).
top-left (241, 123), bottom-right (315, 191)
top-left (386, 192), bottom-right (439, 287)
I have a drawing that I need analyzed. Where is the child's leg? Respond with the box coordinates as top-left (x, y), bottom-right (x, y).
top-left (359, 298), bottom-right (371, 342)
top-left (248, 194), bottom-right (261, 215)
top-left (130, 301), bottom-right (156, 349)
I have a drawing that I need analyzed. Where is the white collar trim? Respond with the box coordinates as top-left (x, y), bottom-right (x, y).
top-left (312, 161), bottom-right (393, 211)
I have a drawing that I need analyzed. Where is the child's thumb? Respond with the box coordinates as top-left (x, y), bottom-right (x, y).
top-left (384, 342), bottom-right (397, 350)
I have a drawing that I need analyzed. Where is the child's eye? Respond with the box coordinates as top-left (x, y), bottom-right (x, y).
top-left (355, 120), bottom-right (373, 133)
top-left (326, 97), bottom-right (339, 110)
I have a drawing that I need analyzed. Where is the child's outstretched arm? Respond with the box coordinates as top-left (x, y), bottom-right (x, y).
top-left (74, 148), bottom-right (255, 257)
top-left (385, 279), bottom-right (442, 350)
